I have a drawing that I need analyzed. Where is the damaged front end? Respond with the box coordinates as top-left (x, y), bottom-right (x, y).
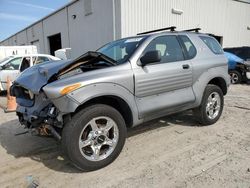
top-left (11, 85), bottom-right (63, 140)
top-left (11, 51), bottom-right (117, 140)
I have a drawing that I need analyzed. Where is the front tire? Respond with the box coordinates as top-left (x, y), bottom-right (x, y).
top-left (194, 84), bottom-right (224, 125)
top-left (62, 104), bottom-right (127, 171)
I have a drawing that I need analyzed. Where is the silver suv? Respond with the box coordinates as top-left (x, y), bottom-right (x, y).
top-left (11, 27), bottom-right (230, 171)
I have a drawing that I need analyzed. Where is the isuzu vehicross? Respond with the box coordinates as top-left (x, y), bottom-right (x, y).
top-left (11, 27), bottom-right (230, 171)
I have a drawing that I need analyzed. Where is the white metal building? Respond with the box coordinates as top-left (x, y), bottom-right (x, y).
top-left (0, 0), bottom-right (250, 59)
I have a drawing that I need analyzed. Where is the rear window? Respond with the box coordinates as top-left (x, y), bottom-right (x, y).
top-left (179, 35), bottom-right (196, 59)
top-left (200, 36), bottom-right (223, 54)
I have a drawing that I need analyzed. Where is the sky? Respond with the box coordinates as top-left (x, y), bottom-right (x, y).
top-left (0, 0), bottom-right (70, 41)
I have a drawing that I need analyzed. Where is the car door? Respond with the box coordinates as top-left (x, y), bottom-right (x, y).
top-left (133, 35), bottom-right (195, 119)
top-left (0, 57), bottom-right (23, 90)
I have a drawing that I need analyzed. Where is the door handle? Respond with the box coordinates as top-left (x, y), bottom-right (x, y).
top-left (182, 64), bottom-right (190, 69)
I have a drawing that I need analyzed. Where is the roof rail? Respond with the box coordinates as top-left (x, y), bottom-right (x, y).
top-left (137, 26), bottom-right (176, 35)
top-left (183, 28), bottom-right (201, 33)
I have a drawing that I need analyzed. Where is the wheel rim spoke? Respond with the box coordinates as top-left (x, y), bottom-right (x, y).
top-left (104, 138), bottom-right (114, 147)
top-left (104, 120), bottom-right (114, 133)
top-left (89, 119), bottom-right (98, 131)
top-left (78, 116), bottom-right (119, 162)
top-left (206, 92), bottom-right (221, 119)
top-left (79, 139), bottom-right (92, 148)
top-left (92, 146), bottom-right (101, 160)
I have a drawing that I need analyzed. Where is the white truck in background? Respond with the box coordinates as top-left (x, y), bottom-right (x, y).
top-left (0, 46), bottom-right (37, 61)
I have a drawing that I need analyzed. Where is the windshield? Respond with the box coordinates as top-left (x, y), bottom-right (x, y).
top-left (97, 36), bottom-right (147, 64)
top-left (2, 57), bottom-right (22, 70)
top-left (0, 56), bottom-right (14, 66)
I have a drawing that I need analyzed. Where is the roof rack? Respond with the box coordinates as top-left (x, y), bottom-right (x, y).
top-left (137, 26), bottom-right (176, 35)
top-left (183, 28), bottom-right (201, 33)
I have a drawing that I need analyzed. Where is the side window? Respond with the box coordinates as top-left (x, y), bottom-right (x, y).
top-left (35, 56), bottom-right (50, 64)
top-left (179, 35), bottom-right (196, 59)
top-left (20, 57), bottom-right (31, 72)
top-left (200, 36), bottom-right (223, 54)
top-left (143, 35), bottom-right (184, 63)
top-left (3, 57), bottom-right (22, 70)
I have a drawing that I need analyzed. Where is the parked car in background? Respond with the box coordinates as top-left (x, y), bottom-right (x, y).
top-left (0, 54), bottom-right (60, 91)
top-left (0, 56), bottom-right (14, 66)
top-left (224, 46), bottom-right (250, 61)
top-left (224, 52), bottom-right (250, 84)
top-left (11, 28), bottom-right (230, 171)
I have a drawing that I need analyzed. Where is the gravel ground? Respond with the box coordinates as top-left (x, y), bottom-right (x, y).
top-left (0, 85), bottom-right (250, 188)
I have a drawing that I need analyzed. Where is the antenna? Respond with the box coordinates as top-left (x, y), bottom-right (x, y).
top-left (137, 26), bottom-right (176, 35)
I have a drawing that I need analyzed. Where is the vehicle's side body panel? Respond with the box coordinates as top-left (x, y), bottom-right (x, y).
top-left (186, 34), bottom-right (230, 105)
top-left (133, 60), bottom-right (195, 118)
top-left (129, 33), bottom-right (196, 119)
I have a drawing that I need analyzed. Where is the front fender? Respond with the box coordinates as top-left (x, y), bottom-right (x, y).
top-left (51, 83), bottom-right (141, 126)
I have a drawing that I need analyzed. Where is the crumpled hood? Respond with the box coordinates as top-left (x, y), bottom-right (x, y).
top-left (14, 60), bottom-right (72, 94)
top-left (13, 51), bottom-right (116, 94)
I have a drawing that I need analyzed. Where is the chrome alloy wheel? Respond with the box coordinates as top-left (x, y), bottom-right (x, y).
top-left (78, 116), bottom-right (119, 161)
top-left (229, 72), bottom-right (239, 84)
top-left (206, 92), bottom-right (221, 119)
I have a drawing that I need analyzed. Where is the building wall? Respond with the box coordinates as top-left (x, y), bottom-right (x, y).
top-left (0, 0), bottom-right (115, 58)
top-left (1, 0), bottom-right (249, 56)
top-left (26, 22), bottom-right (45, 53)
top-left (67, 0), bottom-right (114, 58)
top-left (16, 31), bottom-right (28, 45)
top-left (120, 0), bottom-right (250, 47)
top-left (43, 8), bottom-right (70, 54)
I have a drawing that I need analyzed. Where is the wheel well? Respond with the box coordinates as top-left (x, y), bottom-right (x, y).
top-left (74, 96), bottom-right (133, 127)
top-left (208, 77), bottom-right (227, 95)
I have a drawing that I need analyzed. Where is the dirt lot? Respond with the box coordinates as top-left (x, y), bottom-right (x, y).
top-left (0, 85), bottom-right (250, 188)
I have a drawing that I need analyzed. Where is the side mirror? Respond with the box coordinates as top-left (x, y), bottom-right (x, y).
top-left (0, 66), bottom-right (2, 70)
top-left (140, 50), bottom-right (161, 66)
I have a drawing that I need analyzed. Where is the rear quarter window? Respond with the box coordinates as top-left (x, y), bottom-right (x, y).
top-left (179, 35), bottom-right (197, 59)
top-left (200, 36), bottom-right (223, 54)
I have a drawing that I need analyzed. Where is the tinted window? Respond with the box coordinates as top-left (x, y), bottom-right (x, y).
top-left (143, 35), bottom-right (184, 63)
top-left (35, 56), bottom-right (50, 64)
top-left (3, 57), bottom-right (22, 70)
top-left (179, 35), bottom-right (196, 59)
top-left (200, 36), bottom-right (223, 54)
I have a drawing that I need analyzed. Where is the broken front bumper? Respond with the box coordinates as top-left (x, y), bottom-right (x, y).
top-left (16, 92), bottom-right (52, 127)
top-left (15, 93), bottom-right (79, 129)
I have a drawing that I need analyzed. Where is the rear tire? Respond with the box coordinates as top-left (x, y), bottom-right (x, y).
top-left (193, 84), bottom-right (224, 125)
top-left (229, 70), bottom-right (242, 84)
top-left (62, 104), bottom-right (127, 171)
